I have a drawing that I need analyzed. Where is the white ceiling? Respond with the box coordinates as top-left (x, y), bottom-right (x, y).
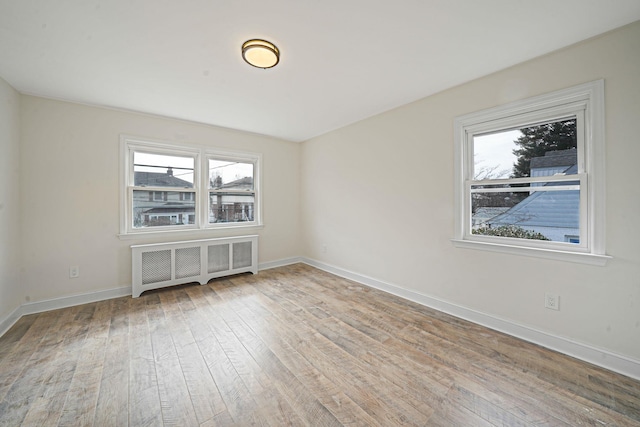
top-left (1, 1), bottom-right (639, 142)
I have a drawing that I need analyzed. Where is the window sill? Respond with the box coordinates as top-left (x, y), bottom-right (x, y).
top-left (118, 223), bottom-right (264, 241)
top-left (451, 239), bottom-right (611, 266)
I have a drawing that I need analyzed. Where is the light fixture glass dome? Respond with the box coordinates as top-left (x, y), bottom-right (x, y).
top-left (242, 39), bottom-right (279, 69)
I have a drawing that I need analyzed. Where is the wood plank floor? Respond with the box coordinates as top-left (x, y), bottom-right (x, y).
top-left (1, 263), bottom-right (639, 426)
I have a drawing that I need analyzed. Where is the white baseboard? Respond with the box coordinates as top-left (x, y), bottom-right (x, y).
top-left (0, 256), bottom-right (299, 337)
top-left (0, 257), bottom-right (298, 335)
top-left (0, 305), bottom-right (24, 338)
top-left (21, 286), bottom-right (131, 316)
top-left (0, 286), bottom-right (131, 338)
top-left (302, 257), bottom-right (640, 381)
top-left (259, 256), bottom-right (304, 271)
top-left (3, 259), bottom-right (638, 381)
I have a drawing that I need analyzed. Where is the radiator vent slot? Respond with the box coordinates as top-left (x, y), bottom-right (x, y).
top-left (141, 250), bottom-right (171, 284)
top-left (208, 244), bottom-right (229, 273)
top-left (176, 247), bottom-right (201, 279)
top-left (132, 235), bottom-right (258, 297)
top-left (233, 241), bottom-right (253, 269)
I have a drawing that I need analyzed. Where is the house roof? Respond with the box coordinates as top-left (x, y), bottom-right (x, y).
top-left (144, 206), bottom-right (194, 214)
top-left (134, 171), bottom-right (192, 188)
top-left (473, 207), bottom-right (510, 224)
top-left (489, 155), bottom-right (579, 229)
top-left (212, 177), bottom-right (254, 192)
top-left (223, 177), bottom-right (253, 187)
top-left (488, 190), bottom-right (579, 229)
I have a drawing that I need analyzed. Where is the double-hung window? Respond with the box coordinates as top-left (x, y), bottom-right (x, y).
top-left (121, 136), bottom-right (261, 236)
top-left (208, 157), bottom-right (256, 224)
top-left (453, 80), bottom-right (609, 265)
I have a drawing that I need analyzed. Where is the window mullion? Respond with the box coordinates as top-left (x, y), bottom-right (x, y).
top-left (199, 155), bottom-right (208, 229)
top-left (579, 174), bottom-right (589, 249)
top-left (471, 174), bottom-right (581, 187)
top-left (130, 186), bottom-right (194, 192)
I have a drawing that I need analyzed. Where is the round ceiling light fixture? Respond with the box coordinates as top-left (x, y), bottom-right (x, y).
top-left (242, 39), bottom-right (280, 69)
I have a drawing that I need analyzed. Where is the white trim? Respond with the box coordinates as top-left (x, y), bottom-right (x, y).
top-left (451, 239), bottom-right (611, 266)
top-left (117, 224), bottom-right (265, 240)
top-left (0, 305), bottom-right (24, 338)
top-left (453, 80), bottom-right (607, 261)
top-left (205, 149), bottom-right (263, 228)
top-left (457, 80), bottom-right (602, 126)
top-left (586, 81), bottom-right (607, 256)
top-left (259, 256), bottom-right (304, 271)
top-left (21, 286), bottom-right (131, 315)
top-left (301, 257), bottom-right (639, 381)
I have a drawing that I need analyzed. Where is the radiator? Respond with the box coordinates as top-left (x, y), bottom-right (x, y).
top-left (131, 235), bottom-right (258, 297)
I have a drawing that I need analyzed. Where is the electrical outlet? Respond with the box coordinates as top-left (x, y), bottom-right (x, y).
top-left (69, 266), bottom-right (80, 278)
top-left (322, 244), bottom-right (327, 253)
top-left (545, 293), bottom-right (559, 310)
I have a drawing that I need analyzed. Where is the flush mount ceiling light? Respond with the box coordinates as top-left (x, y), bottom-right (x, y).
top-left (242, 39), bottom-right (280, 69)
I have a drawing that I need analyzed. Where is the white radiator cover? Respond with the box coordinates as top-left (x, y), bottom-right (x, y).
top-left (131, 235), bottom-right (258, 297)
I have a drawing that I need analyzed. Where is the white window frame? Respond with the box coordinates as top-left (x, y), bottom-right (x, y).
top-left (452, 80), bottom-right (610, 266)
top-left (205, 151), bottom-right (260, 228)
top-left (120, 135), bottom-right (262, 238)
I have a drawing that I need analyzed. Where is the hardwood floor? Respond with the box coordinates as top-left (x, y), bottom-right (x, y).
top-left (1, 263), bottom-right (639, 426)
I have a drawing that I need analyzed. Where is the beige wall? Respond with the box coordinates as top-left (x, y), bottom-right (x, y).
top-left (18, 96), bottom-right (301, 302)
top-left (301, 22), bottom-right (640, 361)
top-left (0, 77), bottom-right (22, 321)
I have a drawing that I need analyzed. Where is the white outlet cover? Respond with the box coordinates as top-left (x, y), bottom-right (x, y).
top-left (545, 293), bottom-right (559, 310)
top-left (69, 266), bottom-right (80, 278)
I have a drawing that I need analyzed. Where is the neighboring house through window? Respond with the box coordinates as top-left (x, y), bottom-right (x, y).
top-left (120, 136), bottom-right (261, 236)
top-left (486, 148), bottom-right (580, 243)
top-left (453, 80), bottom-right (609, 265)
top-left (135, 164), bottom-right (195, 227)
top-left (208, 158), bottom-right (256, 224)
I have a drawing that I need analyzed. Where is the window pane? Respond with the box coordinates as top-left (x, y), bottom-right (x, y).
top-left (474, 118), bottom-right (577, 180)
top-left (134, 152), bottom-right (194, 187)
top-left (133, 190), bottom-right (195, 228)
top-left (209, 193), bottom-right (254, 223)
top-left (209, 159), bottom-right (254, 190)
top-left (472, 189), bottom-right (580, 243)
